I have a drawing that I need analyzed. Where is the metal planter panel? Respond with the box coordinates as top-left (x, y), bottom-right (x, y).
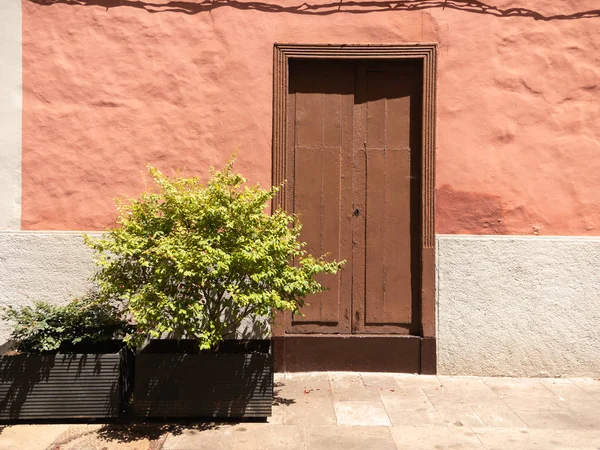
top-left (134, 341), bottom-right (273, 419)
top-left (0, 347), bottom-right (131, 421)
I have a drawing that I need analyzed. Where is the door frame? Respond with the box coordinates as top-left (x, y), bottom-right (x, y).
top-left (272, 44), bottom-right (438, 373)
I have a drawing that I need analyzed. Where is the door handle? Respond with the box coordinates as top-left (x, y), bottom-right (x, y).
top-left (353, 208), bottom-right (360, 217)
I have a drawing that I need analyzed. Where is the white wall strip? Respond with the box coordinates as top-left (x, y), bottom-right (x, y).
top-left (0, 0), bottom-right (22, 230)
top-left (0, 232), bottom-right (99, 342)
top-left (437, 235), bottom-right (600, 377)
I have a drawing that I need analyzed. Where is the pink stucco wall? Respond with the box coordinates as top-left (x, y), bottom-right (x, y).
top-left (22, 0), bottom-right (600, 234)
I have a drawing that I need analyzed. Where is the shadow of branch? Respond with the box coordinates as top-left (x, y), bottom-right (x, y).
top-left (96, 421), bottom-right (227, 443)
top-left (273, 381), bottom-right (296, 406)
top-left (27, 0), bottom-right (600, 20)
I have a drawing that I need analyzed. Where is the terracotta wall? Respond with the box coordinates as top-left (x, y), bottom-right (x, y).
top-left (22, 0), bottom-right (600, 234)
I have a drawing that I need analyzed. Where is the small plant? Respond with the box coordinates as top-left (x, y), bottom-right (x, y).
top-left (85, 159), bottom-right (343, 350)
top-left (1, 293), bottom-right (129, 353)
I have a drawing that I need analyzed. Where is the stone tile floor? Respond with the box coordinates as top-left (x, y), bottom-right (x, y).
top-left (1, 373), bottom-right (599, 450)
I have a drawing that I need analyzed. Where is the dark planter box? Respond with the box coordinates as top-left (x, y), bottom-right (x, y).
top-left (0, 341), bottom-right (133, 421)
top-left (134, 340), bottom-right (273, 419)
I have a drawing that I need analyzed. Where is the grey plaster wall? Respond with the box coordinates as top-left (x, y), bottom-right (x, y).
top-left (0, 0), bottom-right (22, 230)
top-left (0, 231), bottom-right (265, 343)
top-left (3, 231), bottom-right (599, 377)
top-left (0, 232), bottom-right (99, 342)
top-left (437, 235), bottom-right (600, 377)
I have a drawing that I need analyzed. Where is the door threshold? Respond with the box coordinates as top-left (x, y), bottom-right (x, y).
top-left (273, 335), bottom-right (436, 374)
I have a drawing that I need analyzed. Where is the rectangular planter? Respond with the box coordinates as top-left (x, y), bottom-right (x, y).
top-left (134, 340), bottom-right (273, 419)
top-left (0, 341), bottom-right (133, 421)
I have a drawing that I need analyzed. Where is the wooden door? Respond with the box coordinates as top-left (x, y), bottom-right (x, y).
top-left (286, 58), bottom-right (422, 336)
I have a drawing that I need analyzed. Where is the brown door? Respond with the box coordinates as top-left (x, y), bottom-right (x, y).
top-left (286, 58), bottom-right (422, 336)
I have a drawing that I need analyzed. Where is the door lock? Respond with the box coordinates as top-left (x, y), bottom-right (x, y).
top-left (353, 208), bottom-right (360, 217)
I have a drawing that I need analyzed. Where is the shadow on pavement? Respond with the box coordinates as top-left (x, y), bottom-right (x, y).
top-left (273, 381), bottom-right (296, 406)
top-left (96, 420), bottom-right (225, 442)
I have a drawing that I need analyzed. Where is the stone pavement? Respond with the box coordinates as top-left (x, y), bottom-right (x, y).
top-left (1, 373), bottom-right (599, 450)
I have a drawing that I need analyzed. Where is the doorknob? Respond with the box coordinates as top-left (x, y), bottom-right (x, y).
top-left (353, 208), bottom-right (360, 217)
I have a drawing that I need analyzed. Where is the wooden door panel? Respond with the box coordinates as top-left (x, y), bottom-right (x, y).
top-left (319, 148), bottom-right (344, 323)
top-left (365, 147), bottom-right (412, 325)
top-left (292, 147), bottom-right (342, 324)
top-left (292, 148), bottom-right (324, 323)
top-left (286, 60), bottom-right (353, 333)
top-left (354, 62), bottom-right (420, 334)
top-left (365, 69), bottom-right (413, 326)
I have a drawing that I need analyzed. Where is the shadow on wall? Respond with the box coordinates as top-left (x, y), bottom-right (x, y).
top-left (436, 184), bottom-right (507, 235)
top-left (28, 0), bottom-right (600, 20)
top-left (436, 185), bottom-right (548, 235)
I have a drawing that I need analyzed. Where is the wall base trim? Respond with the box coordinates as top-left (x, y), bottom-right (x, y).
top-left (274, 335), bottom-right (436, 373)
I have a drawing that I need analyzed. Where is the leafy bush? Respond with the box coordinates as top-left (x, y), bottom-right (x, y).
top-left (85, 160), bottom-right (343, 350)
top-left (2, 294), bottom-right (129, 353)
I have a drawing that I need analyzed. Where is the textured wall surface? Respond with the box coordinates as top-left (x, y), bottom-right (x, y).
top-left (437, 235), bottom-right (600, 377)
top-left (7, 1), bottom-right (600, 375)
top-left (21, 1), bottom-right (600, 234)
top-left (0, 232), bottom-right (98, 342)
top-left (0, 0), bottom-right (22, 230)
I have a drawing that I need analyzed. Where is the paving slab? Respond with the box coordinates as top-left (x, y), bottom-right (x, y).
top-left (379, 388), bottom-right (447, 427)
top-left (422, 385), bottom-right (501, 428)
top-left (570, 378), bottom-right (600, 403)
top-left (389, 425), bottom-right (486, 450)
top-left (334, 401), bottom-right (391, 426)
top-left (57, 433), bottom-right (154, 450)
top-left (426, 376), bottom-right (528, 428)
top-left (515, 410), bottom-right (598, 430)
top-left (0, 424), bottom-right (70, 450)
top-left (483, 376), bottom-right (600, 431)
top-left (268, 403), bottom-right (285, 425)
top-left (436, 376), bottom-right (499, 399)
top-left (483, 377), bottom-right (568, 417)
top-left (162, 426), bottom-right (235, 450)
top-left (275, 373), bottom-right (336, 426)
top-left (230, 424), bottom-right (305, 450)
top-left (387, 373), bottom-right (442, 389)
top-left (49, 422), bottom-right (170, 450)
top-left (329, 372), bottom-right (380, 401)
top-left (45, 424), bottom-right (103, 449)
top-left (539, 378), bottom-right (589, 403)
top-left (483, 377), bottom-right (560, 403)
top-left (552, 429), bottom-right (600, 450)
top-left (276, 372), bottom-right (332, 398)
top-left (473, 427), bottom-right (600, 450)
top-left (282, 394), bottom-right (337, 426)
top-left (540, 378), bottom-right (600, 428)
top-left (361, 373), bottom-right (408, 390)
top-left (306, 425), bottom-right (396, 450)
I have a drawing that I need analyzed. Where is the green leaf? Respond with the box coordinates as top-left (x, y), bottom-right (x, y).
top-left (1, 293), bottom-right (129, 354)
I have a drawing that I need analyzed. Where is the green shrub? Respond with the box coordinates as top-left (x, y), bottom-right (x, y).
top-left (85, 159), bottom-right (343, 350)
top-left (2, 294), bottom-right (129, 353)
